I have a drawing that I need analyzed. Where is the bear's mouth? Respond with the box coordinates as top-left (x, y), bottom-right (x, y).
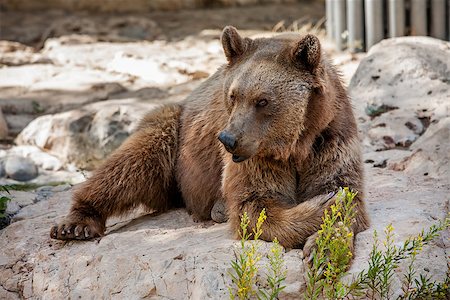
top-left (232, 154), bottom-right (248, 163)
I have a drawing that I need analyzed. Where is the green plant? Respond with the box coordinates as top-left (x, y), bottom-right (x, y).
top-left (258, 238), bottom-right (287, 300)
top-left (228, 189), bottom-right (449, 300)
top-left (229, 210), bottom-right (265, 299)
top-left (306, 187), bottom-right (357, 300)
top-left (228, 209), bottom-right (287, 300)
top-left (0, 185), bottom-right (11, 218)
top-left (353, 220), bottom-right (450, 300)
top-left (305, 187), bottom-right (450, 300)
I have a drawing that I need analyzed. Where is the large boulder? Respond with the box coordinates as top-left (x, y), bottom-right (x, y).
top-left (349, 37), bottom-right (450, 179)
top-left (15, 98), bottom-right (177, 170)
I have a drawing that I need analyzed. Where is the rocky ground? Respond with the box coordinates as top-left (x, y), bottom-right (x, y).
top-left (0, 4), bottom-right (449, 299)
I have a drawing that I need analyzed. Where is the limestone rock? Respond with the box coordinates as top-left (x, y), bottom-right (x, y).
top-left (363, 149), bottom-right (411, 169)
top-left (366, 112), bottom-right (424, 150)
top-left (0, 64), bottom-right (129, 136)
top-left (0, 168), bottom-right (448, 299)
top-left (4, 145), bottom-right (63, 171)
top-left (0, 41), bottom-right (52, 67)
top-left (4, 156), bottom-right (38, 181)
top-left (41, 36), bottom-right (225, 87)
top-left (15, 99), bottom-right (177, 169)
top-left (349, 37), bottom-right (450, 176)
top-left (389, 117), bottom-right (450, 179)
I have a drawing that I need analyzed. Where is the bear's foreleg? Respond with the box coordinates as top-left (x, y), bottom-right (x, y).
top-left (230, 193), bottom-right (336, 249)
top-left (50, 104), bottom-right (181, 240)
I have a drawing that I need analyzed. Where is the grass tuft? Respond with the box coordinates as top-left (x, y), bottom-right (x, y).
top-left (305, 188), bottom-right (450, 300)
top-left (228, 209), bottom-right (287, 300)
top-left (227, 188), bottom-right (449, 299)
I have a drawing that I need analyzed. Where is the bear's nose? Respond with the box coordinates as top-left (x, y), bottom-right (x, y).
top-left (218, 131), bottom-right (237, 152)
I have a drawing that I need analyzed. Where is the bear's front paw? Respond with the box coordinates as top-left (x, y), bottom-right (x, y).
top-left (50, 216), bottom-right (105, 240)
top-left (303, 231), bottom-right (355, 267)
top-left (302, 232), bottom-right (318, 264)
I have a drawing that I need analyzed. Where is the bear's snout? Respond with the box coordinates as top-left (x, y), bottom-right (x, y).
top-left (218, 131), bottom-right (237, 152)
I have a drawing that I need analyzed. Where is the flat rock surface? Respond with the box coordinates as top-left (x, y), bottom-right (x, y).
top-left (0, 168), bottom-right (448, 299)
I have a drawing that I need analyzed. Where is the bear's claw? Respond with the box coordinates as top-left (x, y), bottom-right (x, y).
top-left (50, 219), bottom-right (104, 240)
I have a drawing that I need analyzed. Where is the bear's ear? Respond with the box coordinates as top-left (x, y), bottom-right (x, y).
top-left (221, 26), bottom-right (247, 63)
top-left (292, 34), bottom-right (321, 71)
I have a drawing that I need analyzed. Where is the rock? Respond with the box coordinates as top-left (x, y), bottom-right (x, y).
top-left (211, 200), bottom-right (228, 223)
top-left (4, 190), bottom-right (37, 217)
top-left (34, 186), bottom-right (54, 203)
top-left (0, 64), bottom-right (130, 136)
top-left (41, 36), bottom-right (225, 87)
top-left (0, 41), bottom-right (52, 67)
top-left (15, 99), bottom-right (179, 169)
top-left (107, 51), bottom-right (185, 84)
top-left (0, 64), bottom-right (129, 115)
top-left (5, 201), bottom-right (20, 216)
top-left (363, 149), bottom-right (411, 169)
top-left (389, 117), bottom-right (450, 179)
top-left (366, 112), bottom-right (425, 150)
top-left (4, 156), bottom-right (38, 181)
top-left (350, 37), bottom-right (450, 174)
top-left (5, 145), bottom-right (63, 171)
top-left (0, 167), bottom-right (448, 299)
top-left (0, 35), bottom-right (225, 138)
top-left (1, 114), bottom-right (36, 138)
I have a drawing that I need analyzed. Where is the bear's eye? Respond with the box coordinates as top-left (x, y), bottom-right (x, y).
top-left (229, 94), bottom-right (236, 103)
top-left (256, 99), bottom-right (268, 107)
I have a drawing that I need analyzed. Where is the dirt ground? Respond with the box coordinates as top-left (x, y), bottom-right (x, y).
top-left (1, 2), bottom-right (325, 46)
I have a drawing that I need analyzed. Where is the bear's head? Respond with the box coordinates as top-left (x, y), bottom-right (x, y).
top-left (218, 26), bottom-right (334, 163)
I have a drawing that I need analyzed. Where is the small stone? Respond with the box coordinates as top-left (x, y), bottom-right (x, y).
top-left (35, 186), bottom-right (53, 203)
top-left (4, 156), bottom-right (38, 181)
top-left (51, 184), bottom-right (72, 192)
top-left (211, 200), bottom-right (228, 223)
top-left (5, 201), bottom-right (20, 215)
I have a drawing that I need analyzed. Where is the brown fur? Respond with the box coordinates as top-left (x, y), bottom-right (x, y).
top-left (50, 27), bottom-right (369, 251)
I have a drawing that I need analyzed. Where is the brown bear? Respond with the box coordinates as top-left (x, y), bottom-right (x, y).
top-left (50, 26), bottom-right (369, 253)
